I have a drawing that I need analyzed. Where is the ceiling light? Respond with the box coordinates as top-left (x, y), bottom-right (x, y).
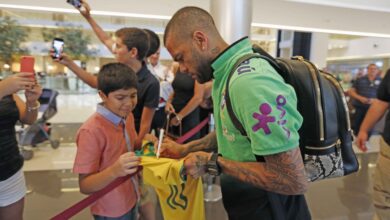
top-left (252, 23), bottom-right (390, 39)
top-left (0, 4), bottom-right (170, 20)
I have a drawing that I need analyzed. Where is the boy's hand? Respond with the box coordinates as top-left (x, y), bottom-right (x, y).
top-left (49, 49), bottom-right (72, 66)
top-left (111, 152), bottom-right (140, 178)
top-left (143, 133), bottom-right (158, 146)
top-left (78, 0), bottom-right (91, 18)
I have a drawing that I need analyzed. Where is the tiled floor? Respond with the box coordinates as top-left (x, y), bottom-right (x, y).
top-left (20, 94), bottom-right (381, 220)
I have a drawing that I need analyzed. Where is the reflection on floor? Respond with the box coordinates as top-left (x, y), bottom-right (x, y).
top-left (22, 123), bottom-right (380, 220)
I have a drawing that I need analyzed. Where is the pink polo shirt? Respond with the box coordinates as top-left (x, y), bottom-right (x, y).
top-left (73, 105), bottom-right (138, 218)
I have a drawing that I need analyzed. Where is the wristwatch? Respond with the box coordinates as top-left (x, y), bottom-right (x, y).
top-left (207, 152), bottom-right (222, 176)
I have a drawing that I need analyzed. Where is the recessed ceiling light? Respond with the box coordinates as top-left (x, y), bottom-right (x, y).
top-left (0, 4), bottom-right (171, 20)
top-left (252, 22), bottom-right (390, 38)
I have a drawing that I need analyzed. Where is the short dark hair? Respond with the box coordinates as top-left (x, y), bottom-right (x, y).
top-left (98, 63), bottom-right (137, 95)
top-left (115, 28), bottom-right (150, 61)
top-left (164, 6), bottom-right (215, 45)
top-left (144, 29), bottom-right (160, 57)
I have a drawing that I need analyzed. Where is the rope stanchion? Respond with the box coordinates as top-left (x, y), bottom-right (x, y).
top-left (176, 117), bottom-right (209, 144)
top-left (50, 168), bottom-right (141, 220)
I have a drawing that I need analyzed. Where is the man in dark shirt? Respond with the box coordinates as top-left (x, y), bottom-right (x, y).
top-left (357, 69), bottom-right (390, 219)
top-left (348, 64), bottom-right (381, 135)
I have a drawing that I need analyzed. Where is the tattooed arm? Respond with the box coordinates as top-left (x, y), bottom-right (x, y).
top-left (158, 131), bottom-right (218, 158)
top-left (184, 146), bottom-right (308, 195)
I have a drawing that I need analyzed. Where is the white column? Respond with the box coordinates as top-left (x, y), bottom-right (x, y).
top-left (210, 0), bottom-right (253, 44)
top-left (310, 33), bottom-right (329, 69)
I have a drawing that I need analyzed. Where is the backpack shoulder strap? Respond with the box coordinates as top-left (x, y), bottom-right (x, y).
top-left (225, 53), bottom-right (261, 137)
top-left (225, 46), bottom-right (283, 138)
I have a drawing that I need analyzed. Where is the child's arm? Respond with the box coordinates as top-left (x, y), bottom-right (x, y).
top-left (135, 106), bottom-right (155, 149)
top-left (78, 152), bottom-right (140, 194)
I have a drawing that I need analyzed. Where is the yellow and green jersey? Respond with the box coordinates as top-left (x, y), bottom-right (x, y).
top-left (136, 142), bottom-right (205, 220)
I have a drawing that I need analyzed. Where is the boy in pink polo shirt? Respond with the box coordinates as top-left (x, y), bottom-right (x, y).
top-left (73, 63), bottom-right (140, 219)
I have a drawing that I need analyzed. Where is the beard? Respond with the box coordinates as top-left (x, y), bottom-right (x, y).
top-left (191, 48), bottom-right (213, 84)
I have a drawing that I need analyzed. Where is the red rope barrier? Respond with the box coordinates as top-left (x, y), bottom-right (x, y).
top-left (50, 169), bottom-right (140, 220)
top-left (176, 117), bottom-right (209, 144)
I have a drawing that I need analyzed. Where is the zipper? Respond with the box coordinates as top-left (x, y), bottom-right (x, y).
top-left (323, 73), bottom-right (352, 131)
top-left (300, 59), bottom-right (325, 141)
top-left (305, 139), bottom-right (341, 150)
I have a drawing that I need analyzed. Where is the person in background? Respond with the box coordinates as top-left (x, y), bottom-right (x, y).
top-left (144, 29), bottom-right (173, 137)
top-left (160, 6), bottom-right (310, 219)
top-left (59, 0), bottom-right (160, 151)
top-left (148, 48), bottom-right (173, 83)
top-left (165, 62), bottom-right (205, 143)
top-left (73, 63), bottom-right (140, 220)
top-left (348, 63), bottom-right (382, 135)
top-left (0, 72), bottom-right (41, 220)
top-left (356, 69), bottom-right (390, 220)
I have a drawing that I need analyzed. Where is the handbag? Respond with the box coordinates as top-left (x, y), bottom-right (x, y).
top-left (165, 113), bottom-right (182, 141)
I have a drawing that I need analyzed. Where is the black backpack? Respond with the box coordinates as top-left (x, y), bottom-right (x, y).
top-left (225, 45), bottom-right (359, 182)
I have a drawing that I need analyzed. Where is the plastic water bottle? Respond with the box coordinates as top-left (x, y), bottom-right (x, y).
top-left (204, 113), bottom-right (222, 202)
top-left (209, 113), bottom-right (215, 132)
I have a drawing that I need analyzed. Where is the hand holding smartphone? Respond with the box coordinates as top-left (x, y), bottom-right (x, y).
top-left (66, 0), bottom-right (82, 8)
top-left (20, 56), bottom-right (36, 90)
top-left (20, 56), bottom-right (35, 79)
top-left (51, 38), bottom-right (64, 59)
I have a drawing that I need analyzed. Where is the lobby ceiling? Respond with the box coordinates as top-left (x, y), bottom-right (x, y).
top-left (0, 0), bottom-right (389, 37)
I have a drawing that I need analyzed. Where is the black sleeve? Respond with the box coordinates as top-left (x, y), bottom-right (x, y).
top-left (143, 78), bottom-right (160, 109)
top-left (377, 69), bottom-right (390, 102)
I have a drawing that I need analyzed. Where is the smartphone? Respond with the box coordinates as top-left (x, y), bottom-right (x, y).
top-left (51, 38), bottom-right (64, 59)
top-left (20, 56), bottom-right (35, 79)
top-left (66, 0), bottom-right (82, 8)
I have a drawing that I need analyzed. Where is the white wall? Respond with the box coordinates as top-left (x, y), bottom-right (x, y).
top-left (328, 37), bottom-right (390, 60)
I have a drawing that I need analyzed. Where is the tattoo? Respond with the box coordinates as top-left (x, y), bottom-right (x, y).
top-left (211, 47), bottom-right (220, 54)
top-left (195, 155), bottom-right (207, 169)
top-left (221, 147), bottom-right (307, 195)
top-left (187, 132), bottom-right (217, 152)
